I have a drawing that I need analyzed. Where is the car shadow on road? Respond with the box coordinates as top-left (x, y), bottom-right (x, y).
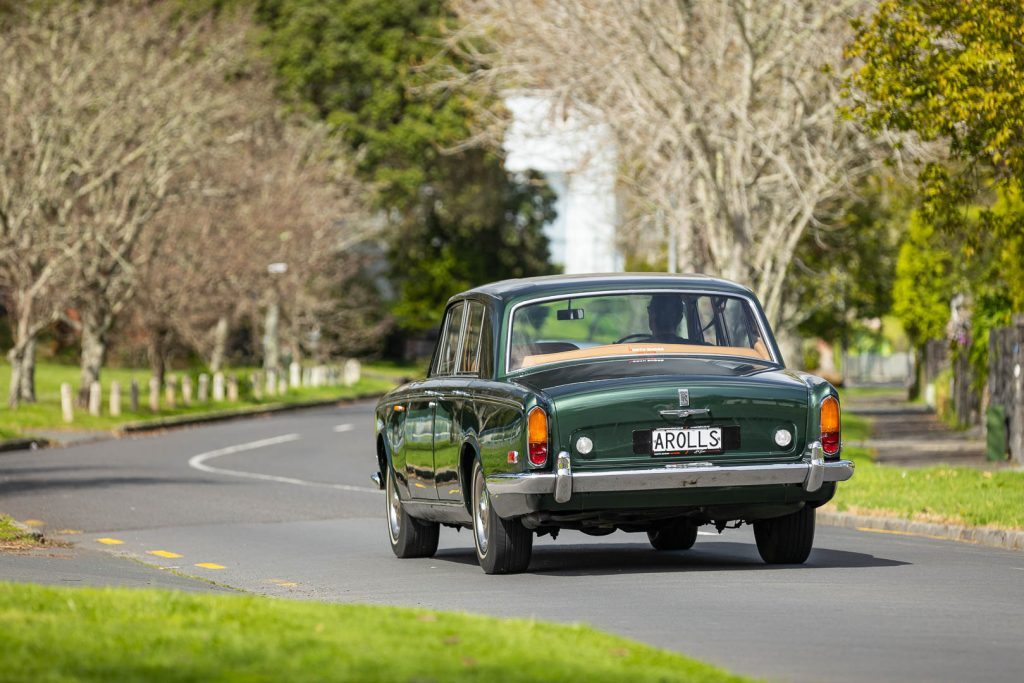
top-left (432, 541), bottom-right (909, 575)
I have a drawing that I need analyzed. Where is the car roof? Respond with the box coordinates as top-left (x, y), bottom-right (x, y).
top-left (455, 273), bottom-right (754, 306)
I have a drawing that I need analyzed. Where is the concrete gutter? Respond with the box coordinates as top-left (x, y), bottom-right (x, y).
top-left (115, 392), bottom-right (385, 435)
top-left (0, 437), bottom-right (48, 454)
top-left (818, 510), bottom-right (1024, 552)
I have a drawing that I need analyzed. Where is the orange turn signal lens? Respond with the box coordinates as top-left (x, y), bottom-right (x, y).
top-left (527, 407), bottom-right (549, 466)
top-left (820, 396), bottom-right (840, 455)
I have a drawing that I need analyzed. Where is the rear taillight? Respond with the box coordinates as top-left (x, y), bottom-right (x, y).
top-left (527, 406), bottom-right (548, 467)
top-left (820, 396), bottom-right (840, 456)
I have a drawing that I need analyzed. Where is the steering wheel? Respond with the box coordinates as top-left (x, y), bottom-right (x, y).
top-left (615, 333), bottom-right (653, 343)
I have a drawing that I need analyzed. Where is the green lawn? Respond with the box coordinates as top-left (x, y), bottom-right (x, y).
top-left (0, 361), bottom-right (417, 439)
top-left (832, 412), bottom-right (1024, 530)
top-left (0, 582), bottom-right (752, 683)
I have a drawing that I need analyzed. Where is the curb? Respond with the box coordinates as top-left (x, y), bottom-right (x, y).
top-left (0, 437), bottom-right (49, 454)
top-left (8, 518), bottom-right (45, 542)
top-left (818, 510), bottom-right (1024, 552)
top-left (116, 392), bottom-right (385, 435)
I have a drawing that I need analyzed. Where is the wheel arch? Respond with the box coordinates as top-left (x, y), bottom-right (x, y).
top-left (459, 438), bottom-right (481, 514)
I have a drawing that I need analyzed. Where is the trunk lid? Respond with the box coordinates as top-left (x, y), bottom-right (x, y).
top-left (523, 368), bottom-right (809, 470)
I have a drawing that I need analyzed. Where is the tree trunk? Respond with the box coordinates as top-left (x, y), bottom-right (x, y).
top-left (19, 337), bottom-right (37, 403)
top-left (78, 316), bottom-right (109, 406)
top-left (6, 334), bottom-right (38, 408)
top-left (262, 295), bottom-right (280, 372)
top-left (209, 315), bottom-right (228, 373)
top-left (148, 327), bottom-right (170, 388)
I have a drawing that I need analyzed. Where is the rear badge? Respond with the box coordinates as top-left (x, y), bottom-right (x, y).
top-left (678, 389), bottom-right (689, 407)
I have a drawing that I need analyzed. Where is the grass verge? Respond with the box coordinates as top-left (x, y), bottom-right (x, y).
top-left (832, 413), bottom-right (1024, 530)
top-left (0, 515), bottom-right (42, 549)
top-left (0, 582), bottom-right (752, 683)
top-left (0, 361), bottom-right (417, 440)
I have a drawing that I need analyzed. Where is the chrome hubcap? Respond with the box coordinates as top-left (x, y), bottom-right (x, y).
top-left (474, 471), bottom-right (489, 555)
top-left (387, 470), bottom-right (401, 542)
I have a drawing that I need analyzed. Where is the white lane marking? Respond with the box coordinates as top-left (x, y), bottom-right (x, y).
top-left (698, 531), bottom-right (718, 536)
top-left (333, 424), bottom-right (354, 433)
top-left (188, 434), bottom-right (380, 494)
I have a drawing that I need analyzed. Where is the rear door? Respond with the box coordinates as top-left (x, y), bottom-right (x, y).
top-left (404, 301), bottom-right (465, 500)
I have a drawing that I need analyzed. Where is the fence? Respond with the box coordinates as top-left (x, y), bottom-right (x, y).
top-left (58, 360), bottom-right (362, 424)
top-left (842, 351), bottom-right (914, 386)
top-left (989, 322), bottom-right (1024, 464)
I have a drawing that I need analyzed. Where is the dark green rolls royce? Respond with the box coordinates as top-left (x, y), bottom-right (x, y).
top-left (373, 274), bottom-right (853, 574)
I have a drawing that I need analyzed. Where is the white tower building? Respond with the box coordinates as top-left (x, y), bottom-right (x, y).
top-left (503, 95), bottom-right (622, 274)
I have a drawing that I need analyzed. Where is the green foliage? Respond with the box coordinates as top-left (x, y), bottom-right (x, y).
top-left (848, 0), bottom-right (1024, 182)
top-left (794, 176), bottom-right (909, 345)
top-left (0, 582), bottom-right (752, 682)
top-left (891, 212), bottom-right (955, 349)
top-left (255, 0), bottom-right (557, 333)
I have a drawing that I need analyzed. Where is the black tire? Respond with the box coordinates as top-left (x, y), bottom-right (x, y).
top-left (472, 461), bottom-right (532, 574)
top-left (647, 519), bottom-right (698, 551)
top-left (753, 505), bottom-right (815, 564)
top-left (386, 466), bottom-right (439, 559)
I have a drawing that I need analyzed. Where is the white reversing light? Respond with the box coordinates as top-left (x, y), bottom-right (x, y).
top-left (774, 428), bottom-right (793, 448)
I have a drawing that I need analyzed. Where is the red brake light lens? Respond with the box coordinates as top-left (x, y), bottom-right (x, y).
top-left (527, 407), bottom-right (548, 466)
top-left (820, 396), bottom-right (840, 455)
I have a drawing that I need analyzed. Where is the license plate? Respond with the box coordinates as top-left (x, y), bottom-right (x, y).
top-left (651, 427), bottom-right (724, 455)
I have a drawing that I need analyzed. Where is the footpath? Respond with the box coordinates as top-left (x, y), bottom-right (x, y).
top-left (844, 390), bottom-right (995, 469)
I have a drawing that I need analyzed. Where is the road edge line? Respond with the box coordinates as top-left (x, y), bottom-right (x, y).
top-left (818, 510), bottom-right (1024, 552)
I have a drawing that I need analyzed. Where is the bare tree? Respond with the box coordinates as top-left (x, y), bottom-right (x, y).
top-left (131, 80), bottom-right (382, 378)
top-left (449, 0), bottom-right (882, 334)
top-left (0, 2), bottom-right (244, 403)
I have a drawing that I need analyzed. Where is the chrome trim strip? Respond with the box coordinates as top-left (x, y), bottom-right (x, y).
top-left (554, 451), bottom-right (572, 503)
top-left (485, 459), bottom-right (854, 517)
top-left (503, 287), bottom-right (779, 375)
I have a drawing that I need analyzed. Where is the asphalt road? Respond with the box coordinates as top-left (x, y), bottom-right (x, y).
top-left (2, 401), bottom-right (1023, 683)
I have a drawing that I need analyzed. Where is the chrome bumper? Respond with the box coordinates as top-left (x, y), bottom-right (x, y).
top-left (486, 442), bottom-right (853, 518)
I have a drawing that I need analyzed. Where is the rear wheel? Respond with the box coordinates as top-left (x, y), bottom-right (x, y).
top-left (472, 461), bottom-right (532, 574)
top-left (753, 505), bottom-right (815, 564)
top-left (647, 519), bottom-right (698, 551)
top-left (386, 466), bottom-right (439, 558)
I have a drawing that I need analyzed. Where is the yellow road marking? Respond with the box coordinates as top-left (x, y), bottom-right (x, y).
top-left (269, 579), bottom-right (298, 587)
top-left (195, 562), bottom-right (225, 570)
top-left (56, 529), bottom-right (83, 535)
top-left (23, 519), bottom-right (45, 527)
top-left (96, 538), bottom-right (124, 545)
top-left (147, 550), bottom-right (183, 559)
top-left (855, 527), bottom-right (951, 542)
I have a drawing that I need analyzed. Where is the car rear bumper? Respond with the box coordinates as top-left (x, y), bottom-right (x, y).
top-left (485, 442), bottom-right (854, 518)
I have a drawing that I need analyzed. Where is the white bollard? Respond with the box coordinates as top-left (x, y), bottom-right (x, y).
top-left (165, 375), bottom-right (177, 409)
top-left (197, 373), bottom-right (209, 402)
top-left (109, 381), bottom-right (121, 417)
top-left (181, 375), bottom-right (193, 406)
top-left (278, 376), bottom-right (288, 395)
top-left (266, 369), bottom-right (277, 397)
top-left (149, 377), bottom-right (160, 412)
top-left (251, 373), bottom-right (263, 400)
top-left (227, 374), bottom-right (239, 402)
top-left (290, 362), bottom-right (301, 389)
top-left (302, 367), bottom-right (312, 387)
top-left (88, 381), bottom-right (102, 417)
top-left (343, 359), bottom-right (361, 387)
top-left (213, 372), bottom-right (225, 402)
top-left (61, 383), bottom-right (74, 423)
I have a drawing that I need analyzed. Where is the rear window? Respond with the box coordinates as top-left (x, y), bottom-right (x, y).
top-left (508, 292), bottom-right (773, 371)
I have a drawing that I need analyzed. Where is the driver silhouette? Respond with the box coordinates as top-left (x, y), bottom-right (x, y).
top-left (647, 294), bottom-right (687, 343)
